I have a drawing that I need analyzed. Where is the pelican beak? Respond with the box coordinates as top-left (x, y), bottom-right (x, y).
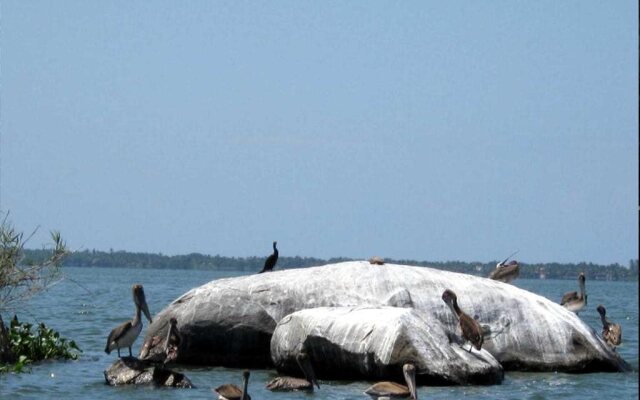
top-left (299, 354), bottom-right (320, 389)
top-left (141, 301), bottom-right (152, 323)
top-left (134, 288), bottom-right (153, 323)
top-left (305, 360), bottom-right (320, 389)
top-left (405, 366), bottom-right (418, 400)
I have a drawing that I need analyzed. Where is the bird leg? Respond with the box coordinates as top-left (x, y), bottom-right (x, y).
top-left (129, 347), bottom-right (132, 357)
top-left (117, 348), bottom-right (121, 357)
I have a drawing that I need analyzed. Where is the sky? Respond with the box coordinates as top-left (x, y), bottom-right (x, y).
top-left (0, 1), bottom-right (637, 265)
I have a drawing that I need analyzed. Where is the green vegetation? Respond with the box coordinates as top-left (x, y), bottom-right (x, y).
top-left (1, 212), bottom-right (79, 373)
top-left (22, 248), bottom-right (639, 281)
top-left (1, 217), bottom-right (68, 310)
top-left (0, 316), bottom-right (81, 373)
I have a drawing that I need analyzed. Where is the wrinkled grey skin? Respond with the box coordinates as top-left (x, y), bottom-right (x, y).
top-left (143, 262), bottom-right (630, 378)
top-left (271, 306), bottom-right (505, 385)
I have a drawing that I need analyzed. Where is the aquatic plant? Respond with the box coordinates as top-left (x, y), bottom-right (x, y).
top-left (0, 316), bottom-right (81, 373)
top-left (0, 212), bottom-right (77, 373)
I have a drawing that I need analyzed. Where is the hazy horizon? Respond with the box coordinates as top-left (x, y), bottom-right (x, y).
top-left (23, 244), bottom-right (637, 267)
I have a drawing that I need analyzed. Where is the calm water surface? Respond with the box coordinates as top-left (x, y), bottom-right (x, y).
top-left (1, 267), bottom-right (638, 399)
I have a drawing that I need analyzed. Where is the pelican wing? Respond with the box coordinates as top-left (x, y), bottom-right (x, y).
top-left (266, 376), bottom-right (312, 391)
top-left (364, 381), bottom-right (410, 398)
top-left (488, 264), bottom-right (519, 282)
top-left (214, 384), bottom-right (250, 400)
top-left (105, 320), bottom-right (132, 351)
top-left (460, 314), bottom-right (483, 350)
top-left (604, 324), bottom-right (622, 346)
top-left (560, 291), bottom-right (578, 305)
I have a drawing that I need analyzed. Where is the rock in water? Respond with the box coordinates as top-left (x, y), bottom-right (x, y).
top-left (144, 262), bottom-right (630, 375)
top-left (271, 306), bottom-right (504, 385)
top-left (104, 357), bottom-right (193, 388)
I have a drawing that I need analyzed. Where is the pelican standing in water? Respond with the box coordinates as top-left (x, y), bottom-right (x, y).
top-left (560, 272), bottom-right (587, 313)
top-left (441, 289), bottom-right (483, 352)
top-left (364, 363), bottom-right (418, 399)
top-left (266, 352), bottom-right (320, 391)
top-left (214, 370), bottom-right (251, 400)
top-left (597, 304), bottom-right (622, 347)
top-left (488, 251), bottom-right (520, 283)
top-left (105, 284), bottom-right (152, 357)
top-left (258, 241), bottom-right (278, 273)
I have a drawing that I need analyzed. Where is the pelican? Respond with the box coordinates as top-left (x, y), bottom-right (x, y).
top-left (560, 272), bottom-right (587, 313)
top-left (441, 289), bottom-right (483, 352)
top-left (258, 241), bottom-right (278, 273)
top-left (214, 370), bottom-right (251, 400)
top-left (105, 284), bottom-right (152, 357)
top-left (266, 352), bottom-right (320, 391)
top-left (164, 317), bottom-right (181, 363)
top-left (597, 305), bottom-right (622, 347)
top-left (488, 252), bottom-right (520, 283)
top-left (369, 256), bottom-right (385, 265)
top-left (364, 363), bottom-right (418, 399)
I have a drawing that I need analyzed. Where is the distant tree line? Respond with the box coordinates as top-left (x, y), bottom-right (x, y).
top-left (21, 249), bottom-right (639, 281)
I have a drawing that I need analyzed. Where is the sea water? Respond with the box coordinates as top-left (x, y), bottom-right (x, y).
top-left (1, 267), bottom-right (637, 399)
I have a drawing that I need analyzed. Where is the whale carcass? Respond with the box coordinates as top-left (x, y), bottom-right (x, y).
top-left (142, 262), bottom-right (630, 378)
top-left (270, 306), bottom-right (504, 385)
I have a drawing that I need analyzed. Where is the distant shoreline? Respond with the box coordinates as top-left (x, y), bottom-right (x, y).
top-left (23, 249), bottom-right (639, 281)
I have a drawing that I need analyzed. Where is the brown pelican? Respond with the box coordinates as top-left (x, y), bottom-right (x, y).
top-left (597, 305), bottom-right (622, 347)
top-left (488, 251), bottom-right (520, 283)
top-left (369, 256), bottom-right (385, 265)
top-left (560, 272), bottom-right (587, 313)
top-left (163, 317), bottom-right (181, 363)
top-left (266, 352), bottom-right (320, 391)
top-left (258, 241), bottom-right (278, 273)
top-left (105, 284), bottom-right (152, 357)
top-left (214, 370), bottom-right (251, 400)
top-left (441, 289), bottom-right (483, 352)
top-left (364, 363), bottom-right (418, 399)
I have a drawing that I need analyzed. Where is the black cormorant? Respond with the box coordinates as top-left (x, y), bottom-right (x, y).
top-left (259, 241), bottom-right (278, 273)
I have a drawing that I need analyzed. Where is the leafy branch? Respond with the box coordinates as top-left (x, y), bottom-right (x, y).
top-left (0, 212), bottom-right (69, 312)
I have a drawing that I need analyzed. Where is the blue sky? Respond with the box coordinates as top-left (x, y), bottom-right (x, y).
top-left (1, 1), bottom-right (637, 265)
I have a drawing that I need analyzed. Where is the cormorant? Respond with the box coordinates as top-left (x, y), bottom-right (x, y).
top-left (259, 241), bottom-right (278, 273)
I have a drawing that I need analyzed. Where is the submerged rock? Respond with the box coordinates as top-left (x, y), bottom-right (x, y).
top-left (144, 261), bottom-right (630, 375)
top-left (271, 306), bottom-right (504, 385)
top-left (104, 356), bottom-right (193, 388)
